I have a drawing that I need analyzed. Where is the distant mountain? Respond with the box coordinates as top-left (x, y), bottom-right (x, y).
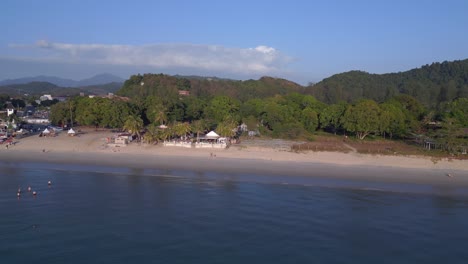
top-left (0, 81), bottom-right (122, 96)
top-left (0, 76), bottom-right (78, 87)
top-left (0, 82), bottom-right (80, 96)
top-left (0, 73), bottom-right (124, 87)
top-left (76, 73), bottom-right (124, 87)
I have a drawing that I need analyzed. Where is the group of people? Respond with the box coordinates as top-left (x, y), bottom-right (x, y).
top-left (17, 181), bottom-right (52, 198)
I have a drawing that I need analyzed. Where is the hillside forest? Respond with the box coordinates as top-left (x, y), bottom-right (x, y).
top-left (2, 59), bottom-right (468, 154)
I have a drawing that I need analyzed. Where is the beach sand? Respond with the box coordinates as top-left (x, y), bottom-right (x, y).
top-left (1, 128), bottom-right (467, 189)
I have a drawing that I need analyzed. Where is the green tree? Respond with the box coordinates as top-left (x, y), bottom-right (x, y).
top-left (183, 96), bottom-right (207, 121)
top-left (300, 107), bottom-right (319, 133)
top-left (240, 98), bottom-right (264, 118)
top-left (143, 123), bottom-right (160, 144)
top-left (443, 98), bottom-right (468, 127)
top-left (319, 102), bottom-right (347, 134)
top-left (216, 119), bottom-right (237, 138)
top-left (148, 103), bottom-right (167, 126)
top-left (242, 115), bottom-right (258, 134)
top-left (342, 100), bottom-right (381, 139)
top-left (205, 95), bottom-right (240, 123)
top-left (50, 101), bottom-right (70, 127)
top-left (379, 103), bottom-right (406, 138)
top-left (172, 122), bottom-right (192, 138)
top-left (434, 117), bottom-right (466, 153)
top-left (191, 119), bottom-right (208, 142)
top-left (123, 115), bottom-right (144, 141)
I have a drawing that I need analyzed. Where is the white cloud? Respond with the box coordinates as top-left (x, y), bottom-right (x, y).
top-left (10, 40), bottom-right (292, 76)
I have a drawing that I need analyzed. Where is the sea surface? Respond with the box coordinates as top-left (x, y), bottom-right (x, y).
top-left (1, 162), bottom-right (468, 264)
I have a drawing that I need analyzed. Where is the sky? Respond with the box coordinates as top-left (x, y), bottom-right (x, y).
top-left (1, 0), bottom-right (467, 85)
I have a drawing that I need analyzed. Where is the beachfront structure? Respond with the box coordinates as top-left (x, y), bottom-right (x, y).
top-left (67, 128), bottom-right (76, 136)
top-left (106, 133), bottom-right (131, 147)
top-left (6, 103), bottom-right (15, 116)
top-left (163, 140), bottom-right (193, 148)
top-left (194, 131), bottom-right (228, 149)
top-left (23, 118), bottom-right (50, 124)
top-left (162, 131), bottom-right (228, 149)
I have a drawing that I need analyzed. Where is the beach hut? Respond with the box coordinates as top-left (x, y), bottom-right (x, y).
top-left (67, 128), bottom-right (76, 136)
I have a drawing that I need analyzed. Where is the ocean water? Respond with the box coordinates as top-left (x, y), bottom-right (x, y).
top-left (1, 162), bottom-right (468, 263)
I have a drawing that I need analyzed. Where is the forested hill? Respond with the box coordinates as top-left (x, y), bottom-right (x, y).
top-left (116, 74), bottom-right (305, 102)
top-left (306, 59), bottom-right (468, 106)
top-left (0, 82), bottom-right (79, 96)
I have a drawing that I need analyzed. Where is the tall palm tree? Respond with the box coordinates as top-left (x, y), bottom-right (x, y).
top-left (143, 123), bottom-right (159, 144)
top-left (191, 119), bottom-right (208, 142)
top-left (151, 103), bottom-right (167, 126)
top-left (216, 119), bottom-right (237, 138)
top-left (172, 122), bottom-right (192, 139)
top-left (159, 126), bottom-right (173, 142)
top-left (123, 115), bottom-right (144, 141)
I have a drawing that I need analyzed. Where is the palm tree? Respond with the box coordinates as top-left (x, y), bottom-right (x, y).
top-left (191, 119), bottom-right (208, 142)
top-left (143, 123), bottom-right (159, 144)
top-left (159, 126), bottom-right (172, 142)
top-left (172, 122), bottom-right (192, 139)
top-left (123, 115), bottom-right (144, 141)
top-left (151, 103), bottom-right (167, 126)
top-left (216, 119), bottom-right (238, 138)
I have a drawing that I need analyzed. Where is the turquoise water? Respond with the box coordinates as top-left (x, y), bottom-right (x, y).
top-left (1, 163), bottom-right (468, 263)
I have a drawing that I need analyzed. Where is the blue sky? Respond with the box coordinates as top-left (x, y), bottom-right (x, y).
top-left (1, 0), bottom-right (467, 84)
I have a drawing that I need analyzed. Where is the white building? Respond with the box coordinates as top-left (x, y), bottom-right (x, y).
top-left (39, 94), bottom-right (53, 101)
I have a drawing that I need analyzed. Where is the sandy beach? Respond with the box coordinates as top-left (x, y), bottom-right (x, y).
top-left (1, 128), bottom-right (467, 189)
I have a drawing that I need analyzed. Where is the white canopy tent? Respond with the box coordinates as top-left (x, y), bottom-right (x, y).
top-left (67, 128), bottom-right (76, 136)
top-left (205, 131), bottom-right (220, 139)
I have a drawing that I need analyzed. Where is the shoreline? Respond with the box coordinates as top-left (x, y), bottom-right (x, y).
top-left (1, 129), bottom-right (467, 190)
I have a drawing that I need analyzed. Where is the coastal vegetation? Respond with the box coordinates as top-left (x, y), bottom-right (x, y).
top-left (2, 59), bottom-right (467, 155)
